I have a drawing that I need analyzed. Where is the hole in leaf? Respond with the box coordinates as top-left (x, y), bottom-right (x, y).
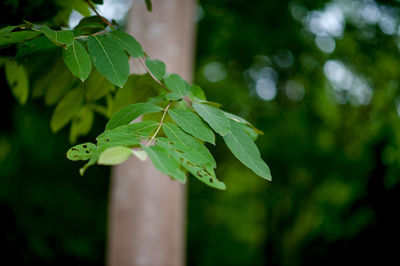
top-left (85, 150), bottom-right (90, 154)
top-left (209, 178), bottom-right (213, 183)
top-left (82, 145), bottom-right (87, 148)
top-left (71, 148), bottom-right (78, 151)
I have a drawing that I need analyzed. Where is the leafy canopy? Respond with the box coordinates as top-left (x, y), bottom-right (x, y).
top-left (0, 0), bottom-right (271, 189)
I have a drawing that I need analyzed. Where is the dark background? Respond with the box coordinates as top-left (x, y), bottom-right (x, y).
top-left (1, 0), bottom-right (400, 265)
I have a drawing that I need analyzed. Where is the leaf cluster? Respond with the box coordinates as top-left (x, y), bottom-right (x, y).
top-left (0, 0), bottom-right (271, 189)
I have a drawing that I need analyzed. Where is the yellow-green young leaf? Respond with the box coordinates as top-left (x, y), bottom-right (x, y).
top-left (5, 60), bottom-right (29, 105)
top-left (98, 146), bottom-right (132, 165)
top-left (168, 108), bottom-right (215, 144)
top-left (69, 106), bottom-right (94, 143)
top-left (145, 58), bottom-right (166, 80)
top-left (63, 40), bottom-right (92, 81)
top-left (156, 137), bottom-right (225, 190)
top-left (40, 26), bottom-right (74, 46)
top-left (88, 35), bottom-right (129, 87)
top-left (131, 149), bottom-right (148, 161)
top-left (106, 102), bottom-right (163, 130)
top-left (50, 88), bottom-right (84, 133)
top-left (110, 30), bottom-right (144, 58)
top-left (85, 69), bottom-right (115, 102)
top-left (97, 121), bottom-right (158, 148)
top-left (67, 142), bottom-right (97, 161)
top-left (44, 65), bottom-right (76, 106)
top-left (223, 120), bottom-right (271, 181)
top-left (193, 103), bottom-right (231, 136)
top-left (141, 144), bottom-right (186, 183)
top-left (164, 74), bottom-right (189, 100)
top-left (162, 123), bottom-right (216, 168)
top-left (0, 31), bottom-right (41, 47)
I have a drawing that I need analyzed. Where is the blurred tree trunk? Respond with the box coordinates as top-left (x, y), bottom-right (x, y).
top-left (106, 0), bottom-right (195, 266)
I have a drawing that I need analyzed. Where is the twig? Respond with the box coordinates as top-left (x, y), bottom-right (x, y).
top-left (85, 0), bottom-right (116, 30)
top-left (146, 102), bottom-right (171, 146)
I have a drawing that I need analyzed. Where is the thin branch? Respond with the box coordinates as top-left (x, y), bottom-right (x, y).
top-left (85, 0), bottom-right (116, 30)
top-left (146, 102), bottom-right (172, 146)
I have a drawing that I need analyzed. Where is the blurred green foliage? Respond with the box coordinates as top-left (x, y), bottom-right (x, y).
top-left (1, 0), bottom-right (400, 265)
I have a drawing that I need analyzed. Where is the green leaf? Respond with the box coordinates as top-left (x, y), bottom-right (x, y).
top-left (16, 36), bottom-right (58, 59)
top-left (168, 108), bottom-right (215, 144)
top-left (98, 146), bottom-right (132, 165)
top-left (88, 35), bottom-right (129, 87)
top-left (189, 84), bottom-right (206, 100)
top-left (67, 142), bottom-right (97, 161)
top-left (162, 123), bottom-right (216, 168)
top-left (44, 65), bottom-right (76, 106)
top-left (63, 40), bottom-right (92, 81)
top-left (40, 26), bottom-right (74, 45)
top-left (5, 60), bottom-right (29, 105)
top-left (97, 121), bottom-right (158, 148)
top-left (85, 69), bottom-right (115, 102)
top-left (145, 58), bottom-right (166, 80)
top-left (70, 0), bottom-right (91, 17)
top-left (163, 74), bottom-right (189, 100)
top-left (141, 144), bottom-right (186, 183)
top-left (73, 16), bottom-right (107, 35)
top-left (0, 30), bottom-right (41, 47)
top-left (193, 103), bottom-right (231, 136)
top-left (106, 102), bottom-right (163, 130)
top-left (50, 88), bottom-right (84, 133)
top-left (223, 121), bottom-right (271, 180)
top-left (145, 0), bottom-right (152, 11)
top-left (109, 30), bottom-right (144, 58)
top-left (0, 25), bottom-right (17, 34)
top-left (223, 111), bottom-right (263, 135)
top-left (69, 106), bottom-right (94, 143)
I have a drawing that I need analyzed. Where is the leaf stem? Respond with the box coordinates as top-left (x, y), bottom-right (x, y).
top-left (74, 29), bottom-right (107, 39)
top-left (85, 0), bottom-right (116, 30)
top-left (138, 57), bottom-right (170, 92)
top-left (146, 102), bottom-right (171, 146)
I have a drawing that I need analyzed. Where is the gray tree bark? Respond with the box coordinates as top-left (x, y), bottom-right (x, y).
top-left (107, 0), bottom-right (195, 266)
